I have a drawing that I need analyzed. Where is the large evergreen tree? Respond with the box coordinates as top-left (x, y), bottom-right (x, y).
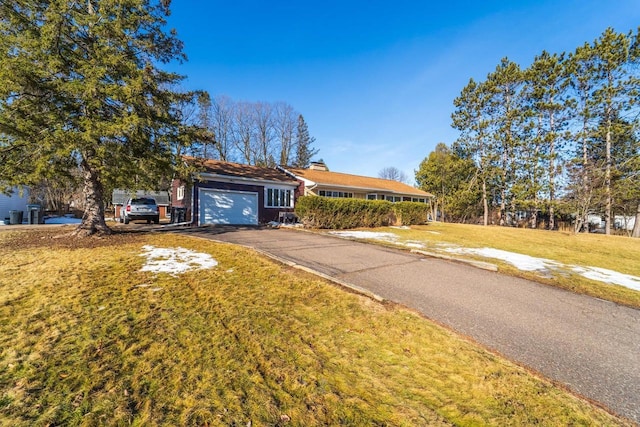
top-left (524, 51), bottom-right (569, 229)
top-left (0, 0), bottom-right (200, 236)
top-left (485, 58), bottom-right (524, 225)
top-left (589, 28), bottom-right (639, 234)
top-left (451, 78), bottom-right (494, 225)
top-left (293, 114), bottom-right (318, 168)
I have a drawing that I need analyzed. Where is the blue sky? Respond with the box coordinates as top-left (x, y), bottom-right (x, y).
top-left (166, 0), bottom-right (640, 183)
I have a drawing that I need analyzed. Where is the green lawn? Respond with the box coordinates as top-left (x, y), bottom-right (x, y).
top-left (0, 229), bottom-right (630, 426)
top-left (332, 222), bottom-right (640, 309)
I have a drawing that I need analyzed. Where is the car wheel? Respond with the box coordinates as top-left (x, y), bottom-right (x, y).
top-left (154, 216), bottom-right (160, 224)
top-left (124, 217), bottom-right (129, 224)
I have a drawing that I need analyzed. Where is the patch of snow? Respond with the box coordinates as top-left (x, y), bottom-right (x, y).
top-left (139, 245), bottom-right (218, 276)
top-left (329, 231), bottom-right (398, 241)
top-left (405, 242), bottom-right (425, 249)
top-left (572, 266), bottom-right (640, 292)
top-left (444, 247), bottom-right (561, 273)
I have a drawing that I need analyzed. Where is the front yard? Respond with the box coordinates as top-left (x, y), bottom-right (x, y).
top-left (0, 229), bottom-right (630, 425)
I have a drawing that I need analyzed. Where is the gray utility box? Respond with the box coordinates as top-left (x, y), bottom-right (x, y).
top-left (9, 210), bottom-right (23, 225)
top-left (27, 204), bottom-right (44, 224)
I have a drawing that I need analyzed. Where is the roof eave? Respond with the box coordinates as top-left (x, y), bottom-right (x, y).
top-left (197, 172), bottom-right (299, 187)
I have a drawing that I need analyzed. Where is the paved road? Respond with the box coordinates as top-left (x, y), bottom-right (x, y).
top-left (178, 226), bottom-right (640, 423)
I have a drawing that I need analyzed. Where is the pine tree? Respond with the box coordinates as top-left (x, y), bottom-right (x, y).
top-left (485, 58), bottom-right (524, 226)
top-left (589, 28), bottom-right (638, 234)
top-left (0, 0), bottom-right (201, 236)
top-left (524, 51), bottom-right (569, 229)
top-left (293, 115), bottom-right (318, 168)
top-left (451, 78), bottom-right (494, 225)
top-left (566, 42), bottom-right (599, 233)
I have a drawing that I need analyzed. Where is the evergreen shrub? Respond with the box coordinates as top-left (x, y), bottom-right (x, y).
top-left (393, 202), bottom-right (431, 225)
top-left (295, 196), bottom-right (430, 229)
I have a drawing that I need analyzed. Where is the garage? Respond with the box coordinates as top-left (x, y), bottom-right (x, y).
top-left (198, 189), bottom-right (258, 225)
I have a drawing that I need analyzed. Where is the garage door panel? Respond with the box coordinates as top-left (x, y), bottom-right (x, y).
top-left (199, 189), bottom-right (258, 225)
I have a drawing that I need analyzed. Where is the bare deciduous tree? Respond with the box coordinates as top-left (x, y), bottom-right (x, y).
top-left (378, 166), bottom-right (409, 184)
top-left (211, 95), bottom-right (235, 161)
top-left (273, 102), bottom-right (297, 166)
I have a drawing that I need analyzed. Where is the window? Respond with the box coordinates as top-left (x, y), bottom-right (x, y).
top-left (266, 188), bottom-right (293, 208)
top-left (319, 190), bottom-right (353, 198)
top-left (367, 194), bottom-right (377, 200)
top-left (177, 185), bottom-right (185, 201)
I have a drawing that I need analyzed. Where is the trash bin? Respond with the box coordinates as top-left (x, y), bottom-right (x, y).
top-left (27, 204), bottom-right (43, 224)
top-left (170, 207), bottom-right (186, 223)
top-left (9, 210), bottom-right (23, 225)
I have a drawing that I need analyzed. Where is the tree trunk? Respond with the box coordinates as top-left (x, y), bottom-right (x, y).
top-left (74, 158), bottom-right (111, 236)
top-left (482, 178), bottom-right (488, 226)
top-left (605, 118), bottom-right (612, 235)
top-left (632, 202), bottom-right (640, 238)
top-left (548, 109), bottom-right (555, 230)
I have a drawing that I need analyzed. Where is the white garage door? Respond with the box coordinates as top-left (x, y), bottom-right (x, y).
top-left (199, 189), bottom-right (258, 225)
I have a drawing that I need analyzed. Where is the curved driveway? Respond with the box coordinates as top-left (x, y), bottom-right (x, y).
top-left (179, 227), bottom-right (640, 423)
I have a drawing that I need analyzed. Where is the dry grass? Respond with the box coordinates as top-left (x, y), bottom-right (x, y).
top-left (365, 223), bottom-right (640, 308)
top-left (0, 228), bottom-right (630, 426)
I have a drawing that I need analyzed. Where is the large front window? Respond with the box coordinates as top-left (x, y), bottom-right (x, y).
top-left (266, 188), bottom-right (293, 208)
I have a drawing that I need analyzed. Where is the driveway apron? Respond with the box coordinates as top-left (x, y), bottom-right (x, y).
top-left (178, 226), bottom-right (640, 423)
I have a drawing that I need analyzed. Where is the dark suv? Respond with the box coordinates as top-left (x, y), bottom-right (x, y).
top-left (120, 197), bottom-right (160, 224)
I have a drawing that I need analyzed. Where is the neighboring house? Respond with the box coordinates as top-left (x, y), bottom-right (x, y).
top-left (112, 189), bottom-right (170, 221)
top-left (614, 215), bottom-right (636, 231)
top-left (0, 187), bottom-right (30, 223)
top-left (283, 161), bottom-right (432, 203)
top-left (172, 157), bottom-right (300, 226)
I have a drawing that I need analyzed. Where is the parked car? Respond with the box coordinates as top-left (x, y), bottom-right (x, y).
top-left (120, 197), bottom-right (160, 224)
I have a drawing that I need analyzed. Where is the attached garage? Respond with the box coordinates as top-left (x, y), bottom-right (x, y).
top-left (198, 189), bottom-right (258, 225)
top-left (172, 158), bottom-right (300, 225)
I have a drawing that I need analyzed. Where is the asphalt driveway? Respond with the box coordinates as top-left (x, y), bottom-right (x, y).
top-left (177, 226), bottom-right (640, 423)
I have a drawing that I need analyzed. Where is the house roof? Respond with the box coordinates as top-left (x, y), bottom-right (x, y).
top-left (288, 168), bottom-right (432, 197)
top-left (184, 157), bottom-right (298, 185)
top-left (112, 189), bottom-right (170, 205)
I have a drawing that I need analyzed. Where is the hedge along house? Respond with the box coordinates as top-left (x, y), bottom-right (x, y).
top-left (283, 162), bottom-right (433, 203)
top-left (112, 189), bottom-right (171, 221)
top-left (172, 157), bottom-right (300, 226)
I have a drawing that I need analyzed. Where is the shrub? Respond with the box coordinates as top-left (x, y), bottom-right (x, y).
top-left (295, 196), bottom-right (392, 229)
top-left (393, 202), bottom-right (431, 226)
top-left (295, 197), bottom-right (430, 229)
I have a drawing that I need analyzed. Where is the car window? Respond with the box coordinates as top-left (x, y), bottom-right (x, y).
top-left (131, 198), bottom-right (157, 205)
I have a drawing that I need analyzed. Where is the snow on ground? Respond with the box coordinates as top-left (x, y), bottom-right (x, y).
top-left (571, 266), bottom-right (640, 291)
top-left (443, 247), bottom-right (562, 273)
top-left (328, 230), bottom-right (640, 292)
top-left (139, 245), bottom-right (218, 276)
top-left (330, 231), bottom-right (398, 241)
